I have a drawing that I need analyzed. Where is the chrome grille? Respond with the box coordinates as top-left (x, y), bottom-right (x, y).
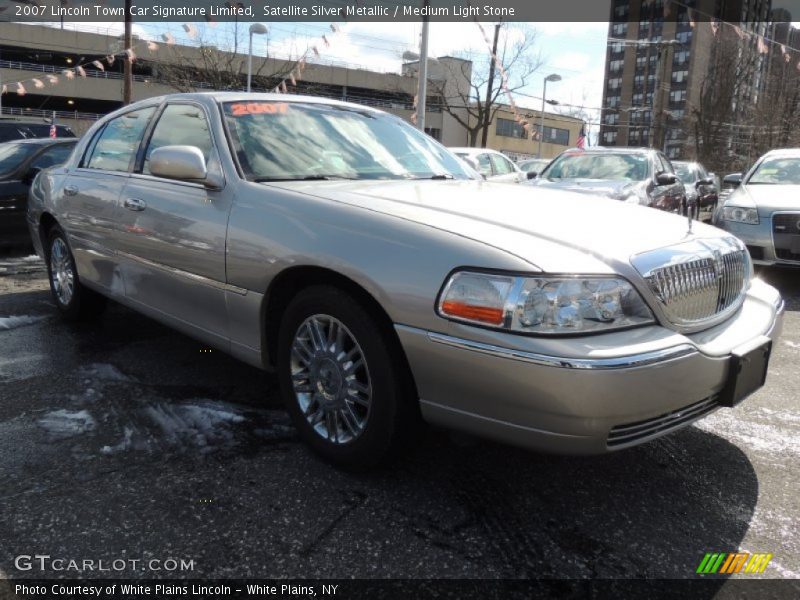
top-left (632, 238), bottom-right (750, 328)
top-left (607, 396), bottom-right (719, 449)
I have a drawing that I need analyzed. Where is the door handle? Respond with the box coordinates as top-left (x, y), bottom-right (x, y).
top-left (124, 197), bottom-right (147, 211)
top-left (64, 185), bottom-right (79, 196)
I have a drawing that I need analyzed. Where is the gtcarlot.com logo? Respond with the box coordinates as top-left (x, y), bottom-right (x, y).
top-left (15, 555), bottom-right (195, 573)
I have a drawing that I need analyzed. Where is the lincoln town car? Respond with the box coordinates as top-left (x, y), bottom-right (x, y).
top-left (27, 93), bottom-right (784, 467)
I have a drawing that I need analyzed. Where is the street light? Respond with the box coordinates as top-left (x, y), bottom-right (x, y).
top-left (538, 73), bottom-right (562, 158)
top-left (247, 23), bottom-right (268, 93)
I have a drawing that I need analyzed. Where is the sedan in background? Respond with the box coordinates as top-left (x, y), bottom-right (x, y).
top-left (450, 147), bottom-right (526, 183)
top-left (0, 138), bottom-right (76, 247)
top-left (529, 147), bottom-right (686, 213)
top-left (673, 160), bottom-right (718, 220)
top-left (714, 148), bottom-right (800, 266)
top-left (0, 121), bottom-right (76, 143)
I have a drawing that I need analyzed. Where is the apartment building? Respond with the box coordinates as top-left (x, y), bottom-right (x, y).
top-left (599, 0), bottom-right (771, 159)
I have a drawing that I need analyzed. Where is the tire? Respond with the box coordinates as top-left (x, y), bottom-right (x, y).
top-left (46, 225), bottom-right (107, 321)
top-left (277, 285), bottom-right (418, 468)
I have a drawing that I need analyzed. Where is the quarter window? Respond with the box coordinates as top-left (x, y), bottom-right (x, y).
top-left (491, 153), bottom-right (514, 175)
top-left (84, 107), bottom-right (155, 172)
top-left (31, 144), bottom-right (74, 169)
top-left (143, 104), bottom-right (214, 175)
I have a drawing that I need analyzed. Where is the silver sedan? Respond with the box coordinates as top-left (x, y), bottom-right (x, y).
top-left (714, 149), bottom-right (800, 266)
top-left (27, 93), bottom-right (784, 467)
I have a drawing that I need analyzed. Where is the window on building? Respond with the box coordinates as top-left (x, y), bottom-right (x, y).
top-left (633, 92), bottom-right (644, 104)
top-left (676, 30), bottom-right (692, 44)
top-left (670, 109), bottom-right (685, 120)
top-left (669, 90), bottom-right (687, 103)
top-left (608, 77), bottom-right (622, 90)
top-left (674, 50), bottom-right (690, 65)
top-left (542, 125), bottom-right (570, 146)
top-left (496, 118), bottom-right (527, 139)
top-left (634, 75), bottom-right (645, 87)
top-left (671, 69), bottom-right (689, 84)
top-left (424, 127), bottom-right (441, 141)
top-left (610, 42), bottom-right (625, 54)
top-left (604, 113), bottom-right (619, 125)
top-left (608, 95), bottom-right (621, 108)
top-left (83, 106), bottom-right (156, 172)
top-left (602, 131), bottom-right (617, 144)
top-left (609, 60), bottom-right (624, 72)
top-left (612, 23), bottom-right (627, 37)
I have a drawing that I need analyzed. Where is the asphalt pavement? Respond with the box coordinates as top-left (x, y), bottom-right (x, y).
top-left (0, 248), bottom-right (797, 587)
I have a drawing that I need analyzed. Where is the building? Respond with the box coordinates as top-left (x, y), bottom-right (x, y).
top-left (0, 22), bottom-right (581, 160)
top-left (599, 0), bottom-right (771, 159)
top-left (480, 106), bottom-right (584, 161)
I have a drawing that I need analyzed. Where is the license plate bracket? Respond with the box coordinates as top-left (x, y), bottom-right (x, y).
top-left (718, 338), bottom-right (772, 408)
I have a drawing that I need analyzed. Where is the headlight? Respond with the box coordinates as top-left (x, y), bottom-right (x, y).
top-left (721, 206), bottom-right (759, 224)
top-left (438, 271), bottom-right (655, 334)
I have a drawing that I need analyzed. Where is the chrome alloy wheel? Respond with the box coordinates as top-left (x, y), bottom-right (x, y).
top-left (290, 314), bottom-right (372, 445)
top-left (50, 237), bottom-right (74, 306)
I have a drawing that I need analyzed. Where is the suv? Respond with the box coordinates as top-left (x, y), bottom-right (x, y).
top-left (529, 147), bottom-right (686, 213)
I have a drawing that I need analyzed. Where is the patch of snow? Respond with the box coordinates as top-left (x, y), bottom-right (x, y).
top-left (101, 427), bottom-right (134, 455)
top-left (695, 410), bottom-right (800, 456)
top-left (37, 410), bottom-right (96, 438)
top-left (21, 255), bottom-right (42, 263)
top-left (0, 315), bottom-right (46, 331)
top-left (784, 340), bottom-right (800, 349)
top-left (78, 363), bottom-right (133, 382)
top-left (143, 401), bottom-right (246, 451)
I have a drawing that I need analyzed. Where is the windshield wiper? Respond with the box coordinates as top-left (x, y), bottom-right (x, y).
top-left (254, 175), bottom-right (358, 182)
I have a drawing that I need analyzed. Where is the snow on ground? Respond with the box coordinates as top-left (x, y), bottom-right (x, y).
top-left (78, 363), bottom-right (133, 383)
top-left (784, 340), bottom-right (800, 349)
top-left (0, 315), bottom-right (47, 330)
top-left (37, 410), bottom-right (96, 438)
top-left (695, 408), bottom-right (800, 457)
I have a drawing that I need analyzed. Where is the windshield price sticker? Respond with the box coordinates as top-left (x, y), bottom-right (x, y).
top-left (229, 102), bottom-right (290, 117)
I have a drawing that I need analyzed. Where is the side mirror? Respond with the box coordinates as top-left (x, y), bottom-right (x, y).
top-left (527, 171), bottom-right (538, 180)
top-left (697, 177), bottom-right (714, 186)
top-left (149, 145), bottom-right (208, 183)
top-left (723, 173), bottom-right (743, 187)
top-left (23, 166), bottom-right (42, 185)
top-left (656, 172), bottom-right (678, 185)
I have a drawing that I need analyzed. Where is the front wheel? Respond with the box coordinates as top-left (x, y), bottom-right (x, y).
top-left (277, 286), bottom-right (418, 468)
top-left (46, 225), bottom-right (107, 321)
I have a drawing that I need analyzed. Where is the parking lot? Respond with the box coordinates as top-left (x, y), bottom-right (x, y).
top-left (0, 249), bottom-right (797, 582)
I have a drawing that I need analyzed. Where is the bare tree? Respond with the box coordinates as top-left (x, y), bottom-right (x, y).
top-left (147, 30), bottom-right (297, 93)
top-left (427, 24), bottom-right (542, 147)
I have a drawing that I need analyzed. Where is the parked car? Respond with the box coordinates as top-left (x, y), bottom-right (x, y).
top-left (672, 160), bottom-right (718, 219)
top-left (0, 138), bottom-right (77, 247)
top-left (713, 148), bottom-right (800, 265)
top-left (529, 147), bottom-right (686, 213)
top-left (0, 120), bottom-right (76, 143)
top-left (517, 158), bottom-right (550, 179)
top-left (28, 93), bottom-right (783, 467)
top-left (450, 147), bottom-right (526, 183)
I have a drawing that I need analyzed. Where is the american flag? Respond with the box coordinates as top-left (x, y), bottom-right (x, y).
top-left (576, 125), bottom-right (586, 149)
top-left (49, 124), bottom-right (57, 139)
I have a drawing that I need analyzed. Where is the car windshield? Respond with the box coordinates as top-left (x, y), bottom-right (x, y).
top-left (222, 101), bottom-right (472, 181)
top-left (748, 157), bottom-right (800, 184)
top-left (519, 159), bottom-right (548, 172)
top-left (542, 152), bottom-right (649, 182)
top-left (673, 163), bottom-right (695, 183)
top-left (0, 143), bottom-right (39, 176)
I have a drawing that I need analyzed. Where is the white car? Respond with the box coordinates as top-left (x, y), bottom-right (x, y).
top-left (450, 147), bottom-right (526, 184)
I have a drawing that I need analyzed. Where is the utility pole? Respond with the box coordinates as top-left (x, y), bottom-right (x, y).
top-left (415, 0), bottom-right (429, 132)
top-left (480, 23), bottom-right (501, 148)
top-left (123, 0), bottom-right (133, 105)
top-left (649, 40), bottom-right (676, 150)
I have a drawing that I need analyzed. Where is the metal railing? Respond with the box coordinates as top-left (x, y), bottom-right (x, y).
top-left (0, 106), bottom-right (103, 121)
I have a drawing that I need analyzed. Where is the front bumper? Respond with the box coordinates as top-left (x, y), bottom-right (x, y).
top-left (719, 215), bottom-right (800, 266)
top-left (396, 278), bottom-right (784, 454)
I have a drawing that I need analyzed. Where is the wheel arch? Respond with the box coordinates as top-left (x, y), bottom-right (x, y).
top-left (261, 266), bottom-right (419, 398)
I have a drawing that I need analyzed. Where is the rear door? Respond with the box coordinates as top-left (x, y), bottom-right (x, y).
top-left (489, 153), bottom-right (522, 183)
top-left (60, 106), bottom-right (156, 293)
top-left (115, 101), bottom-right (232, 341)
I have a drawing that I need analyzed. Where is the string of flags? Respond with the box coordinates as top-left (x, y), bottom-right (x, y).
top-left (0, 19), bottom-right (346, 99)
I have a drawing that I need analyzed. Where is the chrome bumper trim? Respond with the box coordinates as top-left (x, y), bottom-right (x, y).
top-left (425, 331), bottom-right (697, 370)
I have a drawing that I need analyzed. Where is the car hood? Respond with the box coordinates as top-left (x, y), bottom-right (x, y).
top-left (729, 184), bottom-right (800, 215)
top-left (268, 179), bottom-right (723, 273)
top-left (530, 178), bottom-right (636, 198)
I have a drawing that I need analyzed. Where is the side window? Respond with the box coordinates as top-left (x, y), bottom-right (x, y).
top-left (476, 153), bottom-right (493, 177)
top-left (143, 104), bottom-right (214, 176)
top-left (657, 154), bottom-right (673, 174)
top-left (31, 144), bottom-right (75, 170)
top-left (491, 154), bottom-right (514, 175)
top-left (84, 107), bottom-right (155, 172)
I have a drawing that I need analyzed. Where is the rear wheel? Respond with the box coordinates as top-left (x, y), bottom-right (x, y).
top-left (277, 285), bottom-right (418, 468)
top-left (46, 225), bottom-right (106, 321)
